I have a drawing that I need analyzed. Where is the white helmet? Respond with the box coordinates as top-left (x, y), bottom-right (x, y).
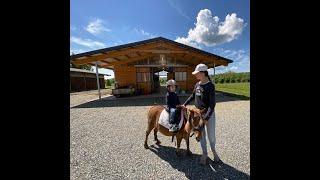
top-left (166, 79), bottom-right (177, 86)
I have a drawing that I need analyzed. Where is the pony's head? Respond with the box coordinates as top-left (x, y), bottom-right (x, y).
top-left (187, 108), bottom-right (206, 142)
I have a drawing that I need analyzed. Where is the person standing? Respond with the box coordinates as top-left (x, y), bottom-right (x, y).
top-left (182, 64), bottom-right (221, 165)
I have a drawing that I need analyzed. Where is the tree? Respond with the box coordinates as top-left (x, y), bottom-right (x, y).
top-left (106, 79), bottom-right (111, 86)
top-left (70, 62), bottom-right (92, 71)
top-left (160, 77), bottom-right (167, 85)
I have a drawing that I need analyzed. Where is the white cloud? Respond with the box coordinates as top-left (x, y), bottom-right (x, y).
top-left (70, 48), bottom-right (87, 55)
top-left (134, 28), bottom-right (156, 38)
top-left (208, 48), bottom-right (250, 73)
top-left (176, 9), bottom-right (245, 47)
top-left (230, 66), bottom-right (238, 70)
top-left (85, 18), bottom-right (111, 35)
top-left (211, 48), bottom-right (249, 63)
top-left (167, 0), bottom-right (191, 20)
top-left (70, 36), bottom-right (106, 49)
top-left (175, 36), bottom-right (201, 49)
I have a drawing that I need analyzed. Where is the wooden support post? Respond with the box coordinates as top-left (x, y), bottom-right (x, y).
top-left (95, 61), bottom-right (101, 100)
top-left (83, 73), bottom-right (87, 91)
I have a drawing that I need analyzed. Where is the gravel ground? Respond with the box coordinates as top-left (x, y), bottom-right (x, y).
top-left (70, 93), bottom-right (250, 180)
top-left (70, 89), bottom-right (112, 107)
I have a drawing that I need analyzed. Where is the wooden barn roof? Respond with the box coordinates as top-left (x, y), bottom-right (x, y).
top-left (70, 37), bottom-right (233, 70)
top-left (70, 68), bottom-right (110, 76)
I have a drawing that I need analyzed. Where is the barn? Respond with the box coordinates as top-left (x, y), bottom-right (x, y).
top-left (70, 37), bottom-right (233, 97)
top-left (70, 68), bottom-right (109, 92)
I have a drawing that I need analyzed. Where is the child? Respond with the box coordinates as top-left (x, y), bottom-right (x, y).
top-left (165, 79), bottom-right (181, 132)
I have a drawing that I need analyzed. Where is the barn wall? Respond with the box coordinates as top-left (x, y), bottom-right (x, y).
top-left (114, 65), bottom-right (136, 88)
top-left (186, 66), bottom-right (198, 93)
top-left (113, 65), bottom-right (199, 94)
top-left (70, 77), bottom-right (85, 92)
top-left (174, 67), bottom-right (187, 91)
top-left (136, 67), bottom-right (151, 94)
top-left (70, 71), bottom-right (105, 92)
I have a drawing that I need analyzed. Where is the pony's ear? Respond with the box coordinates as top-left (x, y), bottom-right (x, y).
top-left (189, 108), bottom-right (201, 115)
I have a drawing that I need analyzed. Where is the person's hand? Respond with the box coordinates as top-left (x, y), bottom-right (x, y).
top-left (180, 104), bottom-right (187, 109)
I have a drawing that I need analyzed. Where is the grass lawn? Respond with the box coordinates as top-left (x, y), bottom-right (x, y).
top-left (215, 82), bottom-right (250, 98)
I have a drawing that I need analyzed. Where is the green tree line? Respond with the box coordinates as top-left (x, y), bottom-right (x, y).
top-left (105, 78), bottom-right (115, 86)
top-left (70, 62), bottom-right (92, 71)
top-left (211, 71), bottom-right (250, 84)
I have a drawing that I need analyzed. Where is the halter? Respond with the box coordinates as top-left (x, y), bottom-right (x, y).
top-left (188, 111), bottom-right (205, 137)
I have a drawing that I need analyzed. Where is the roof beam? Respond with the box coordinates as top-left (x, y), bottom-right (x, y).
top-left (101, 42), bottom-right (166, 57)
top-left (113, 57), bottom-right (121, 61)
top-left (71, 49), bottom-right (176, 66)
top-left (71, 39), bottom-right (232, 66)
top-left (160, 41), bottom-right (231, 64)
top-left (111, 53), bottom-right (155, 66)
top-left (72, 54), bottom-right (109, 65)
top-left (71, 42), bottom-right (163, 65)
top-left (133, 49), bottom-right (189, 54)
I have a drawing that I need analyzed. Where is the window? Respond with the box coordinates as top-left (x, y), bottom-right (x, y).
top-left (175, 72), bottom-right (186, 81)
top-left (137, 72), bottom-right (150, 82)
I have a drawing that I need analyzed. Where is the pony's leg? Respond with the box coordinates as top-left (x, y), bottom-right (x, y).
top-left (176, 136), bottom-right (183, 156)
top-left (154, 127), bottom-right (161, 145)
top-left (144, 124), bottom-right (154, 149)
top-left (185, 136), bottom-right (192, 156)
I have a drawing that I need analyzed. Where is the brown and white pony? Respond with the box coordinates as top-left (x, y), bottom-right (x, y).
top-left (144, 105), bottom-right (205, 156)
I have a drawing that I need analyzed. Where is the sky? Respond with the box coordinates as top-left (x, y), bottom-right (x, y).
top-left (70, 0), bottom-right (250, 79)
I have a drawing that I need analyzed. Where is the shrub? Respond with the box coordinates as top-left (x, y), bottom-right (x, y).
top-left (214, 77), bottom-right (220, 84)
top-left (106, 79), bottom-right (111, 86)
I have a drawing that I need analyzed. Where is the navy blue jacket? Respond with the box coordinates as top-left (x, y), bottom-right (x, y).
top-left (183, 81), bottom-right (216, 121)
top-left (166, 91), bottom-right (181, 110)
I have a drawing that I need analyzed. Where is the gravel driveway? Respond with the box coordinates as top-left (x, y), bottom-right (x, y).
top-left (70, 93), bottom-right (250, 179)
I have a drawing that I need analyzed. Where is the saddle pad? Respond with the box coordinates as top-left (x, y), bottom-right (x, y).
top-left (159, 109), bottom-right (184, 130)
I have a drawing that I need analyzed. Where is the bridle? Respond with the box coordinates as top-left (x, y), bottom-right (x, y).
top-left (188, 111), bottom-right (205, 137)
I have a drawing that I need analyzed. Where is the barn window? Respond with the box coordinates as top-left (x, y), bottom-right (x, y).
top-left (137, 72), bottom-right (150, 82)
top-left (175, 72), bottom-right (186, 81)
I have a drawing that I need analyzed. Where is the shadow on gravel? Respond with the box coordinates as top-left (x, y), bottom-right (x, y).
top-left (72, 95), bottom-right (247, 108)
top-left (148, 144), bottom-right (249, 180)
top-left (215, 91), bottom-right (250, 100)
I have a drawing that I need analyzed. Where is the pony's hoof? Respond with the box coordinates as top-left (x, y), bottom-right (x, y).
top-left (186, 150), bottom-right (192, 156)
top-left (155, 140), bottom-right (161, 145)
top-left (144, 143), bottom-right (149, 149)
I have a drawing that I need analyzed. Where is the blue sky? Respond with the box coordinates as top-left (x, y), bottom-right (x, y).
top-left (71, 0), bottom-right (250, 78)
